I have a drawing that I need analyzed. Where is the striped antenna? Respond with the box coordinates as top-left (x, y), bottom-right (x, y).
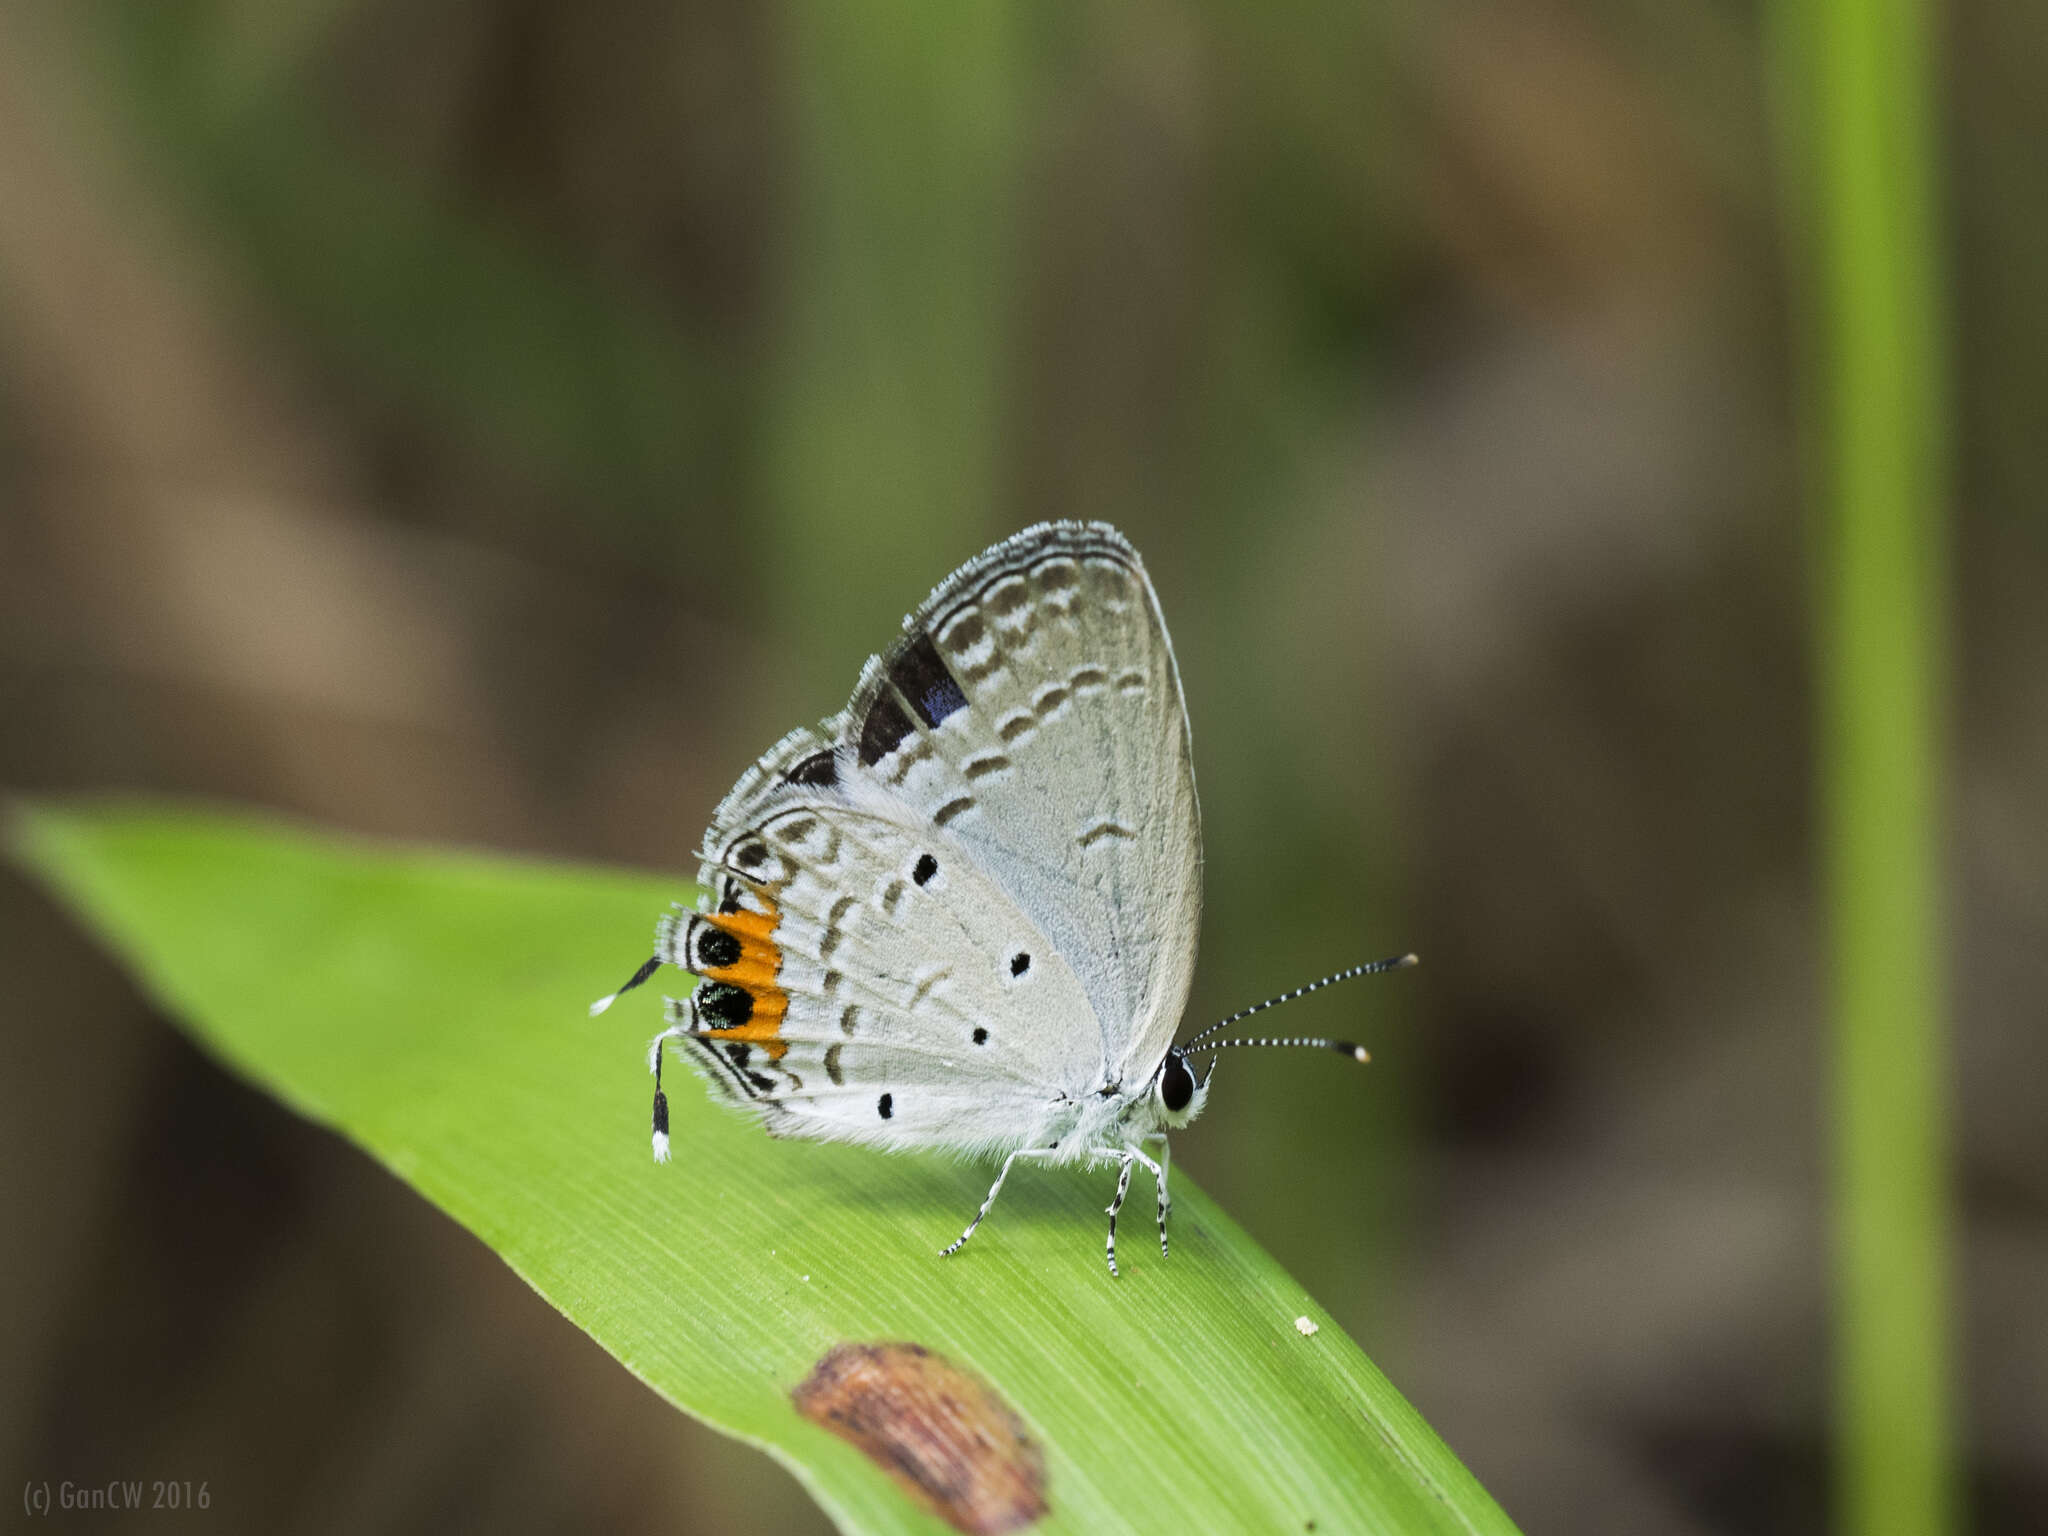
top-left (1186, 1035), bottom-right (1371, 1063)
top-left (1181, 953), bottom-right (1416, 1051)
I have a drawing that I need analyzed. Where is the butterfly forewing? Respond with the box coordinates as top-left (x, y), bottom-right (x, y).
top-left (840, 524), bottom-right (1202, 1086)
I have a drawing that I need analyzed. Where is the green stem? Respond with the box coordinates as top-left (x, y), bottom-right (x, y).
top-left (1785, 0), bottom-right (1957, 1529)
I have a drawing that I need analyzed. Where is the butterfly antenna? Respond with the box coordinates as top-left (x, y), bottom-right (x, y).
top-left (1189, 1035), bottom-right (1374, 1063)
top-left (1181, 953), bottom-right (1417, 1051)
top-left (590, 954), bottom-right (662, 1017)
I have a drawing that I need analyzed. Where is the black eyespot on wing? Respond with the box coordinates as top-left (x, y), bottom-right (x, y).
top-left (1010, 952), bottom-right (1030, 977)
top-left (697, 982), bottom-right (754, 1028)
top-left (733, 840), bottom-right (769, 871)
top-left (877, 1092), bottom-right (894, 1120)
top-left (1161, 1053), bottom-right (1194, 1113)
top-left (785, 749), bottom-right (839, 787)
top-left (858, 690), bottom-right (915, 767)
top-left (972, 1027), bottom-right (988, 1045)
top-left (889, 632), bottom-right (968, 728)
top-left (696, 926), bottom-right (743, 970)
top-left (913, 853), bottom-right (938, 886)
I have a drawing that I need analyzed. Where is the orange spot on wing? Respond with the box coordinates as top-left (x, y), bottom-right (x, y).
top-left (697, 899), bottom-right (790, 1060)
top-left (714, 906), bottom-right (779, 947)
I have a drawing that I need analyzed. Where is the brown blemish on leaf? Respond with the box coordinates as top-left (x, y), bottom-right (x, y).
top-left (793, 1342), bottom-right (1048, 1534)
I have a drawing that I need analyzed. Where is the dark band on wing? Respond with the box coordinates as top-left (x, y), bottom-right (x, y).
top-left (858, 689), bottom-right (915, 767)
top-left (888, 632), bottom-right (969, 729)
top-left (857, 631), bottom-right (967, 766)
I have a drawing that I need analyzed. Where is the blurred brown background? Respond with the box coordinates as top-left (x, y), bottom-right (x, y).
top-left (3, 1), bottom-right (2044, 1532)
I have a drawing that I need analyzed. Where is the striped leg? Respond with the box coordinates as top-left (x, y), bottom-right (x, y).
top-left (941, 1148), bottom-right (1056, 1257)
top-left (1105, 1155), bottom-right (1136, 1278)
top-left (1132, 1136), bottom-right (1171, 1256)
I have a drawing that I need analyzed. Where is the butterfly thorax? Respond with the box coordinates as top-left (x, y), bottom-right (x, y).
top-left (1027, 1045), bottom-right (1209, 1165)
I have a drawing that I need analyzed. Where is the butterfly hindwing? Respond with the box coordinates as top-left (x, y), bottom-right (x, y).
top-left (671, 789), bottom-right (1101, 1153)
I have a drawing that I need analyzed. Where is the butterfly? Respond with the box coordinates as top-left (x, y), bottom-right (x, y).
top-left (593, 521), bottom-right (1413, 1275)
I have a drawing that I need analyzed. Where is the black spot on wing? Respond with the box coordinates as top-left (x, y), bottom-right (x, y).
top-left (785, 749), bottom-right (839, 787)
top-left (878, 1092), bottom-right (894, 1120)
top-left (889, 632), bottom-right (969, 729)
top-left (694, 925), bottom-right (742, 970)
top-left (697, 982), bottom-right (754, 1028)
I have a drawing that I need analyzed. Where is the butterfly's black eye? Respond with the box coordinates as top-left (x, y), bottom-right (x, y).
top-left (1160, 1052), bottom-right (1194, 1113)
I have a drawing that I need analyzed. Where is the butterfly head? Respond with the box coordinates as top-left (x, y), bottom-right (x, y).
top-left (1151, 1046), bottom-right (1211, 1129)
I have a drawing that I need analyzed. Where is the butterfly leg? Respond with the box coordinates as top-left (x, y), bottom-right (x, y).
top-left (1105, 1154), bottom-right (1137, 1278)
top-left (941, 1147), bottom-right (1056, 1257)
top-left (1132, 1135), bottom-right (1171, 1256)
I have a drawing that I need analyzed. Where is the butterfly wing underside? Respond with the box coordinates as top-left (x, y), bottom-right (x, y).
top-left (664, 522), bottom-right (1202, 1151)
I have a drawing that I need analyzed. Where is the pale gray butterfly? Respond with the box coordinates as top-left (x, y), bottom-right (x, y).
top-left (593, 521), bottom-right (1414, 1275)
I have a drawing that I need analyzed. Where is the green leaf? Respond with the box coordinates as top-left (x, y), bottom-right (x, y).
top-left (11, 801), bottom-right (1519, 1536)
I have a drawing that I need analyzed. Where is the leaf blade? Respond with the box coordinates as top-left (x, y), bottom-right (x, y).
top-left (11, 801), bottom-right (1518, 1536)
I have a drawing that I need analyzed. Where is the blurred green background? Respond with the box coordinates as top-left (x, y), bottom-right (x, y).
top-left (1, 1), bottom-right (2042, 1532)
